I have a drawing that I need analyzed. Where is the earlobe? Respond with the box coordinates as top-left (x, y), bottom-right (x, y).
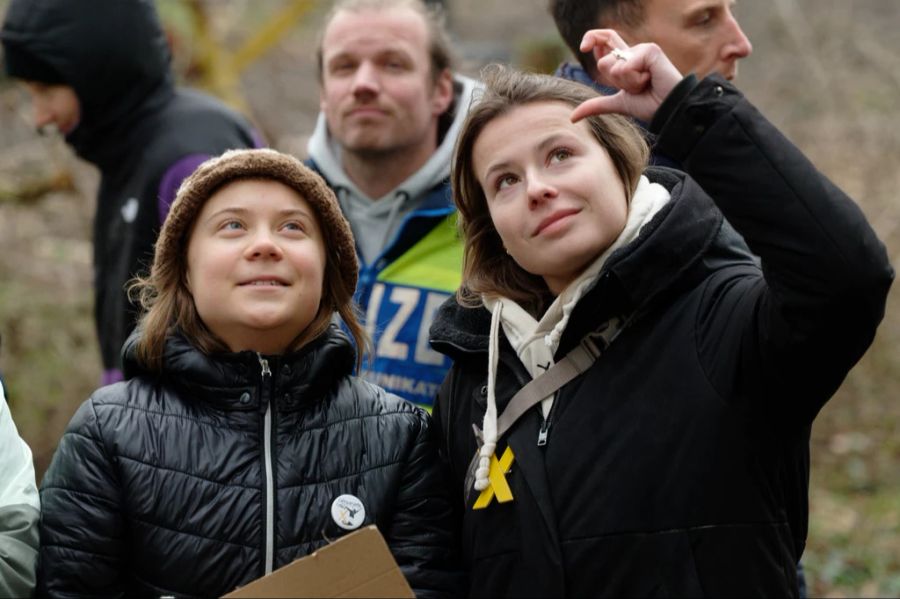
top-left (432, 69), bottom-right (454, 115)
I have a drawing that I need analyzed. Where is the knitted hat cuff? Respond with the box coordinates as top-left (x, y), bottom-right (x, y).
top-left (155, 148), bottom-right (358, 297)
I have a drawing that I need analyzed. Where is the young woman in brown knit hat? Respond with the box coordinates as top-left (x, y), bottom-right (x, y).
top-left (35, 149), bottom-right (459, 598)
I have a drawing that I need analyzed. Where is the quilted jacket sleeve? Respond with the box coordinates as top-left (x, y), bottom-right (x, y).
top-left (653, 75), bottom-right (894, 423)
top-left (382, 407), bottom-right (462, 598)
top-left (37, 396), bottom-right (126, 598)
top-left (0, 383), bottom-right (40, 599)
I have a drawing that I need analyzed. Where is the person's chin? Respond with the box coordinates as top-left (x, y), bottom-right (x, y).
top-left (344, 133), bottom-right (391, 154)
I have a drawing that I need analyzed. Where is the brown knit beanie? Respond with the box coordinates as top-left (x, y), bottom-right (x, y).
top-left (154, 148), bottom-right (358, 296)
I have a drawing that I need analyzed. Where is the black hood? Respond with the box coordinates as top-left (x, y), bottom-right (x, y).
top-left (1, 0), bottom-right (174, 164)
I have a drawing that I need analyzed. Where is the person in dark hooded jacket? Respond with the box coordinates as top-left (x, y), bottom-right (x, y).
top-left (36, 149), bottom-right (459, 598)
top-left (428, 30), bottom-right (893, 597)
top-left (1, 0), bottom-right (260, 386)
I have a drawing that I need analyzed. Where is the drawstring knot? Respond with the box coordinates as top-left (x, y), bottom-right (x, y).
top-left (474, 300), bottom-right (503, 492)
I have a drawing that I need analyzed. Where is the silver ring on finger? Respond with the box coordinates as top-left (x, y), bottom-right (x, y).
top-left (611, 48), bottom-right (630, 62)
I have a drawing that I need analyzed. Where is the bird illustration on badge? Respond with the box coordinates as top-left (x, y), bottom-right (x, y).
top-left (331, 494), bottom-right (366, 530)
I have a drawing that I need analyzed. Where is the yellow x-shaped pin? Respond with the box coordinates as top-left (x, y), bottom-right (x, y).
top-left (472, 446), bottom-right (515, 509)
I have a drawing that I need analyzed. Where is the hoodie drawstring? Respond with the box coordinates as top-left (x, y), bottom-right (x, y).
top-left (381, 190), bottom-right (409, 252)
top-left (474, 300), bottom-right (502, 492)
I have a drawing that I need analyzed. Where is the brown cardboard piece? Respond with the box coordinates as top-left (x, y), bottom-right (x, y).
top-left (221, 525), bottom-right (414, 598)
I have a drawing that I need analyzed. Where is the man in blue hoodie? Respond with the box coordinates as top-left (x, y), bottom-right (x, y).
top-left (308, 0), bottom-right (478, 409)
top-left (1, 0), bottom-right (261, 385)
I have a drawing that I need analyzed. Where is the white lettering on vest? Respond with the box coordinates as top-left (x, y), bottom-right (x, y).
top-left (376, 287), bottom-right (418, 360)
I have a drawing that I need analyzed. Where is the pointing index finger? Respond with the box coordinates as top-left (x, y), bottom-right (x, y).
top-left (570, 95), bottom-right (620, 123)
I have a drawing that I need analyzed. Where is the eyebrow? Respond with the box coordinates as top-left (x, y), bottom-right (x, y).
top-left (536, 133), bottom-right (574, 154)
top-left (202, 206), bottom-right (315, 224)
top-left (326, 47), bottom-right (412, 66)
top-left (681, 0), bottom-right (724, 19)
top-left (325, 51), bottom-right (355, 66)
top-left (481, 133), bottom-right (576, 180)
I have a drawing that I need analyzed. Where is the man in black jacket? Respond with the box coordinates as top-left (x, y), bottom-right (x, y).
top-left (549, 0), bottom-right (752, 169)
top-left (550, 0), bottom-right (752, 87)
top-left (1, 0), bottom-right (261, 385)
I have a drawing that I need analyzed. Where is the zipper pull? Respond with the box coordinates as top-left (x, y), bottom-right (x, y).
top-left (537, 418), bottom-right (550, 446)
top-left (258, 354), bottom-right (272, 378)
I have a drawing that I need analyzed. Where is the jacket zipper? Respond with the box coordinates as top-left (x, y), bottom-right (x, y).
top-left (258, 354), bottom-right (275, 575)
top-left (537, 418), bottom-right (550, 446)
top-left (537, 393), bottom-right (558, 447)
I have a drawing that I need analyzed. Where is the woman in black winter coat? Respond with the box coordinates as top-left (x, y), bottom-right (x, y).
top-left (428, 30), bottom-right (893, 597)
top-left (37, 149), bottom-right (458, 598)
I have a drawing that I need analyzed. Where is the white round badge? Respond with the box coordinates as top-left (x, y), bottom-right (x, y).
top-left (331, 494), bottom-right (366, 530)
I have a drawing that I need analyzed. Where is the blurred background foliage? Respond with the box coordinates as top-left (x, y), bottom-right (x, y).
top-left (0, 0), bottom-right (898, 596)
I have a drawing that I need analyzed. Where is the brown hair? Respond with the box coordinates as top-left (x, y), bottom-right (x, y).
top-left (548, 0), bottom-right (645, 77)
top-left (452, 64), bottom-right (649, 316)
top-left (315, 0), bottom-right (456, 85)
top-left (129, 149), bottom-right (367, 372)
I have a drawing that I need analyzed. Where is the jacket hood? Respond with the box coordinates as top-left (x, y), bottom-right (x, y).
top-left (1, 0), bottom-right (174, 163)
top-left (121, 324), bottom-right (356, 410)
top-left (307, 74), bottom-right (479, 202)
top-left (431, 167), bottom-right (740, 356)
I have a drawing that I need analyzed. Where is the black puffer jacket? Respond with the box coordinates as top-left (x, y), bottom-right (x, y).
top-left (429, 76), bottom-right (893, 597)
top-left (38, 326), bottom-right (459, 598)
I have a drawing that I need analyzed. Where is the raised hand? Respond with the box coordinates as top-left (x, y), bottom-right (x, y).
top-left (570, 29), bottom-right (683, 124)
